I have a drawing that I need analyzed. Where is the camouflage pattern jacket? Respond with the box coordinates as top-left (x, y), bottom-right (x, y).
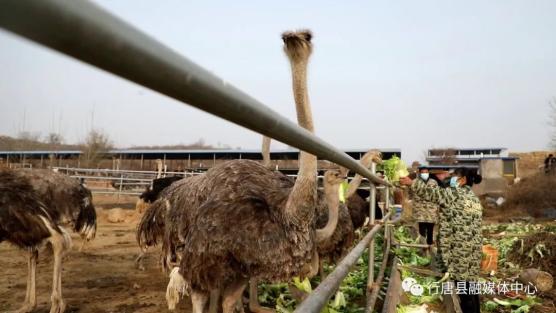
top-left (411, 180), bottom-right (483, 281)
top-left (410, 178), bottom-right (439, 223)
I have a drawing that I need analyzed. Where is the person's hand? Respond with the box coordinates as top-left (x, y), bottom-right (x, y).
top-left (399, 176), bottom-right (413, 186)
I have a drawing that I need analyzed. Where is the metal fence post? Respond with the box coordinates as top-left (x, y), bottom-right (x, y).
top-left (384, 185), bottom-right (390, 240)
top-left (118, 172), bottom-right (123, 201)
top-left (366, 162), bottom-right (377, 312)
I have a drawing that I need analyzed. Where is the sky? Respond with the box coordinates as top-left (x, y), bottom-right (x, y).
top-left (1, 0), bottom-right (555, 163)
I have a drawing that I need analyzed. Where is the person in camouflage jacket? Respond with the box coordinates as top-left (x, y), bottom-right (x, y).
top-left (410, 167), bottom-right (439, 246)
top-left (401, 168), bottom-right (483, 313)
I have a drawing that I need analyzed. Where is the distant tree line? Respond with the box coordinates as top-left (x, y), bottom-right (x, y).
top-left (130, 138), bottom-right (223, 150)
top-left (1, 132), bottom-right (229, 167)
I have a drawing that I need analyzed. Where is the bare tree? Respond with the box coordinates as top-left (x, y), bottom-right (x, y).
top-left (81, 129), bottom-right (113, 168)
top-left (45, 133), bottom-right (64, 150)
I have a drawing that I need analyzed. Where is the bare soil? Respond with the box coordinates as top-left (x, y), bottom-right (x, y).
top-left (0, 195), bottom-right (192, 313)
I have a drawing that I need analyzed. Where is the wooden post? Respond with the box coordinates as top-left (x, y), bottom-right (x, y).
top-left (380, 258), bottom-right (402, 313)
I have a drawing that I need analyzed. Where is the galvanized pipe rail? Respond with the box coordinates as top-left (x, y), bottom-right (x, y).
top-left (0, 0), bottom-right (391, 187)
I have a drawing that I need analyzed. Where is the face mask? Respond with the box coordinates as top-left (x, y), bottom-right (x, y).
top-left (420, 173), bottom-right (429, 181)
top-left (449, 176), bottom-right (459, 188)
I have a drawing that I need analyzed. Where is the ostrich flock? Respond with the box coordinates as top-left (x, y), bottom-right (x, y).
top-left (1, 30), bottom-right (383, 313)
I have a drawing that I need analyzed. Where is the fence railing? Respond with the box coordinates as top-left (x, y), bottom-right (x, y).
top-left (0, 1), bottom-right (397, 312)
top-left (52, 166), bottom-right (202, 196)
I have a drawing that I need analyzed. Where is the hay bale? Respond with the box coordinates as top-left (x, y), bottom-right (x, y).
top-left (107, 208), bottom-right (126, 223)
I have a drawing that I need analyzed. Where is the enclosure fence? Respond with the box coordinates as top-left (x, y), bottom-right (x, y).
top-left (1, 1), bottom-right (397, 312)
top-left (53, 166), bottom-right (201, 196)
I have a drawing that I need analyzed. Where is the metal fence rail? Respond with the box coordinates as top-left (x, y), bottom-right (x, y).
top-left (0, 1), bottom-right (399, 312)
top-left (0, 0), bottom-right (390, 187)
top-left (53, 166), bottom-right (203, 196)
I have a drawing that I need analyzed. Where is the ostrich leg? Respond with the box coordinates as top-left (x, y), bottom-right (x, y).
top-left (135, 247), bottom-right (147, 271)
top-left (249, 279), bottom-right (275, 313)
top-left (16, 250), bottom-right (38, 313)
top-left (191, 290), bottom-right (209, 313)
top-left (208, 289), bottom-right (220, 313)
top-left (48, 228), bottom-right (71, 313)
top-left (221, 279), bottom-right (248, 313)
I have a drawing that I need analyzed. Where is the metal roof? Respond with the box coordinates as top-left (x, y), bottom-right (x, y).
top-left (427, 147), bottom-right (507, 151)
top-left (0, 148), bottom-right (401, 158)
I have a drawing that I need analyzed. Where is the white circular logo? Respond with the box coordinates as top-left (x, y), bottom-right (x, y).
top-left (402, 277), bottom-right (417, 292)
top-left (410, 284), bottom-right (424, 296)
top-left (402, 277), bottom-right (424, 296)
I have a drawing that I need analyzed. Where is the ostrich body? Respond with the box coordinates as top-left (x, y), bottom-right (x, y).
top-left (164, 160), bottom-right (344, 311)
top-left (0, 169), bottom-right (97, 313)
top-left (10, 169), bottom-right (97, 247)
top-left (163, 30), bottom-right (346, 313)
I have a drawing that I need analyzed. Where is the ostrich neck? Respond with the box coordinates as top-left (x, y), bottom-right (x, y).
top-left (290, 59), bottom-right (314, 132)
top-left (285, 57), bottom-right (317, 220)
top-left (262, 136), bottom-right (271, 168)
top-left (345, 175), bottom-right (363, 199)
top-left (290, 58), bottom-right (316, 178)
top-left (345, 155), bottom-right (376, 199)
top-left (315, 182), bottom-right (340, 243)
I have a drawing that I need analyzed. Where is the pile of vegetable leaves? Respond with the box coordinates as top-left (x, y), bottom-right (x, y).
top-left (393, 226), bottom-right (441, 313)
top-left (480, 223), bottom-right (553, 312)
top-left (258, 232), bottom-right (388, 313)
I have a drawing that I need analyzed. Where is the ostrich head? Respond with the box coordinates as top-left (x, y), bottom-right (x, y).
top-left (323, 168), bottom-right (348, 187)
top-left (282, 30), bottom-right (313, 62)
top-left (361, 149), bottom-right (383, 167)
top-left (315, 168), bottom-right (348, 244)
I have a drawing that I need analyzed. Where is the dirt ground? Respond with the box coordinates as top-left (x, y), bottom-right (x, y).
top-left (0, 195), bottom-right (192, 313)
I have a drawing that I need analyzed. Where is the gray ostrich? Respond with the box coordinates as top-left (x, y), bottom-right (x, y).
top-left (0, 169), bottom-right (97, 313)
top-left (162, 30), bottom-right (347, 313)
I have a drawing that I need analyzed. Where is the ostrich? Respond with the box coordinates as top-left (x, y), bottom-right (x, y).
top-left (162, 30), bottom-right (348, 313)
top-left (344, 150), bottom-right (383, 228)
top-left (136, 175), bottom-right (191, 270)
top-left (0, 169), bottom-right (97, 313)
top-left (11, 169), bottom-right (97, 249)
top-left (136, 174), bottom-right (184, 214)
top-left (317, 150), bottom-right (381, 260)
